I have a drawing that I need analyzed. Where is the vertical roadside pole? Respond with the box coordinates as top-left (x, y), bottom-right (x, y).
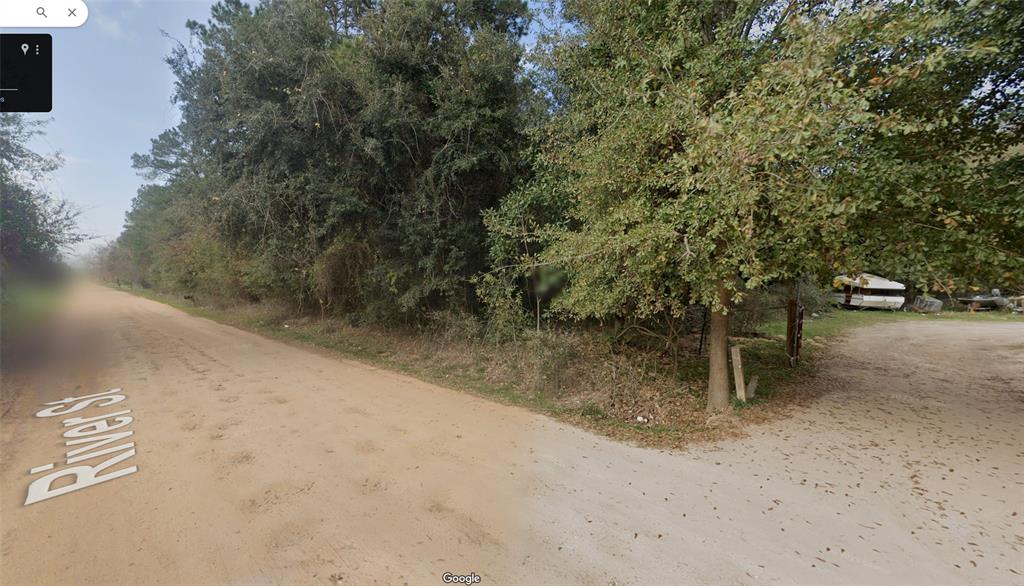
top-left (731, 346), bottom-right (747, 401)
top-left (785, 298), bottom-right (804, 366)
top-left (731, 346), bottom-right (758, 402)
top-left (697, 306), bottom-right (709, 356)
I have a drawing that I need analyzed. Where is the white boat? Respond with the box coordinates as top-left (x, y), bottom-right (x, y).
top-left (832, 274), bottom-right (906, 310)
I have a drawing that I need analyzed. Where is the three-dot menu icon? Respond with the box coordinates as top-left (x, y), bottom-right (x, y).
top-left (1, 34), bottom-right (52, 112)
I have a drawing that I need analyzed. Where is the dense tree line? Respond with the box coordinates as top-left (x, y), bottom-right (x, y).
top-left (1, 114), bottom-right (86, 293)
top-left (107, 0), bottom-right (531, 320)
top-left (103, 0), bottom-right (1023, 409)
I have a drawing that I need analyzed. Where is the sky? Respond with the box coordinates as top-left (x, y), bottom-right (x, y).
top-left (11, 0), bottom-right (216, 259)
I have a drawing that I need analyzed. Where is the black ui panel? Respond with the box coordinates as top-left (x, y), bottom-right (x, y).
top-left (1, 34), bottom-right (53, 112)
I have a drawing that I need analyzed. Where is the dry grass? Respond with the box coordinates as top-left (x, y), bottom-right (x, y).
top-left (122, 287), bottom-right (865, 450)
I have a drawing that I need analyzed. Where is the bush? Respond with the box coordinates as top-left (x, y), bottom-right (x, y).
top-left (523, 329), bottom-right (580, 394)
top-left (476, 271), bottom-right (531, 342)
top-left (311, 237), bottom-right (375, 316)
top-left (422, 309), bottom-right (485, 345)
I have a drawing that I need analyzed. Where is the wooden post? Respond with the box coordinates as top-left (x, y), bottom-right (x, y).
top-left (785, 299), bottom-right (804, 366)
top-left (707, 283), bottom-right (732, 412)
top-left (731, 346), bottom-right (759, 402)
top-left (697, 306), bottom-right (708, 356)
top-left (731, 346), bottom-right (747, 402)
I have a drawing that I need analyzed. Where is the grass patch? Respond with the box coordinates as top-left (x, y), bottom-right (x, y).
top-left (760, 306), bottom-right (1017, 340)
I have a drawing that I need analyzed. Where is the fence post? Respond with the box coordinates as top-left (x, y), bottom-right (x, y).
top-left (785, 299), bottom-right (804, 366)
top-left (731, 346), bottom-right (746, 401)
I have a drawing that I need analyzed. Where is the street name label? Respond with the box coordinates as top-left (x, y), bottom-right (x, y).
top-left (25, 388), bottom-right (139, 505)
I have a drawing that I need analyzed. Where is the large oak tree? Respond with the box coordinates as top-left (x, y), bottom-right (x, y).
top-left (488, 0), bottom-right (1023, 410)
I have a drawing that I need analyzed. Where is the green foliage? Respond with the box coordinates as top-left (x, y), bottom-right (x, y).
top-left (106, 0), bottom-right (531, 320)
top-left (105, 0), bottom-right (1023, 345)
top-left (485, 0), bottom-right (1024, 335)
top-left (0, 114), bottom-right (85, 291)
top-left (312, 234), bottom-right (374, 315)
top-left (475, 269), bottom-right (530, 340)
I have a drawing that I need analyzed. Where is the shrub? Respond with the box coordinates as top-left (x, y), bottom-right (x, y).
top-left (312, 237), bottom-right (374, 316)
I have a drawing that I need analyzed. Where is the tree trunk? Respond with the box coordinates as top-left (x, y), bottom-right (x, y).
top-left (706, 281), bottom-right (732, 412)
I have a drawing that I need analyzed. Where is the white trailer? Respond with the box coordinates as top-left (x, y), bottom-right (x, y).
top-left (832, 274), bottom-right (906, 310)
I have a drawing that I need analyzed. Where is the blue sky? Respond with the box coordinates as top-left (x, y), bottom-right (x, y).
top-left (13, 0), bottom-right (215, 258)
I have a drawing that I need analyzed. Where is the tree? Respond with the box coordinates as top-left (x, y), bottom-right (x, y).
top-left (116, 0), bottom-right (532, 318)
top-left (0, 114), bottom-right (86, 289)
top-left (349, 0), bottom-right (531, 313)
top-left (488, 0), bottom-right (1024, 410)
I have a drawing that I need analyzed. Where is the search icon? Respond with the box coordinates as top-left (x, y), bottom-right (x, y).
top-left (0, 0), bottom-right (88, 26)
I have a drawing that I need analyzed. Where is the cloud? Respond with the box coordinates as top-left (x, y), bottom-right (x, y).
top-left (63, 154), bottom-right (91, 165)
top-left (92, 11), bottom-right (129, 39)
top-left (87, 0), bottom-right (148, 41)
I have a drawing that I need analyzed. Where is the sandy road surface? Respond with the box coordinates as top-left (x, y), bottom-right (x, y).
top-left (1, 283), bottom-right (1021, 585)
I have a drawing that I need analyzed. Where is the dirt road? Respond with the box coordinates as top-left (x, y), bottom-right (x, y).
top-left (2, 283), bottom-right (1021, 585)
